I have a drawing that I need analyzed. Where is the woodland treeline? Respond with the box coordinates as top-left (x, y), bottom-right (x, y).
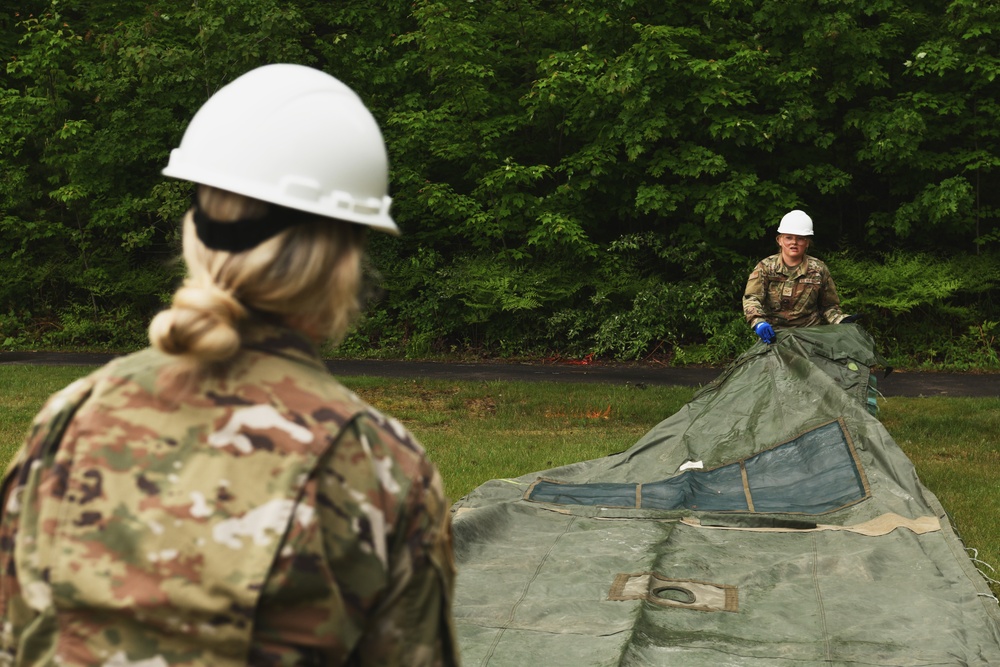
top-left (1, 0), bottom-right (998, 368)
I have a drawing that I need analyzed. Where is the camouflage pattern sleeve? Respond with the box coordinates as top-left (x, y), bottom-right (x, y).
top-left (0, 373), bottom-right (98, 661)
top-left (742, 261), bottom-right (770, 327)
top-left (251, 402), bottom-right (460, 666)
top-left (817, 265), bottom-right (846, 324)
top-left (326, 411), bottom-right (459, 667)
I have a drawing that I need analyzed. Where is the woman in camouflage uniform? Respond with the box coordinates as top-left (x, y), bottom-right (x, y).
top-left (743, 210), bottom-right (850, 345)
top-left (0, 65), bottom-right (459, 667)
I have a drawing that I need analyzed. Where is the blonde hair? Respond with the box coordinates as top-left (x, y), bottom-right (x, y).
top-left (149, 186), bottom-right (365, 364)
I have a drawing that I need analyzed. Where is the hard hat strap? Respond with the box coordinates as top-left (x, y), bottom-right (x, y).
top-left (192, 198), bottom-right (313, 253)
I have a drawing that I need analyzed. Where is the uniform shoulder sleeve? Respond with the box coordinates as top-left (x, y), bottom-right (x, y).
top-left (806, 257), bottom-right (846, 323)
top-left (743, 258), bottom-right (773, 326)
top-left (317, 408), bottom-right (459, 666)
top-left (0, 372), bottom-right (98, 656)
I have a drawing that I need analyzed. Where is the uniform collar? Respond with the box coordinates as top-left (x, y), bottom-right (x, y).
top-left (239, 316), bottom-right (327, 372)
top-left (776, 254), bottom-right (811, 279)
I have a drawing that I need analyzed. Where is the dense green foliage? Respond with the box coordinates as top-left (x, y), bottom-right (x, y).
top-left (1, 0), bottom-right (998, 368)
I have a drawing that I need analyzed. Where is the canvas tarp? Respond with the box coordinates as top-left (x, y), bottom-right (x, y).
top-left (450, 325), bottom-right (1000, 666)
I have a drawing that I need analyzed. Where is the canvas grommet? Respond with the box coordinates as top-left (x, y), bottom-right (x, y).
top-left (609, 572), bottom-right (739, 613)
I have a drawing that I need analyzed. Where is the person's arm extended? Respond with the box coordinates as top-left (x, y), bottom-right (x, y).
top-left (819, 269), bottom-right (846, 324)
top-left (743, 262), bottom-right (770, 329)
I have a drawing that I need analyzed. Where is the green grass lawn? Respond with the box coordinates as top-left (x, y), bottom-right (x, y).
top-left (0, 366), bottom-right (93, 470)
top-left (2, 365), bottom-right (997, 598)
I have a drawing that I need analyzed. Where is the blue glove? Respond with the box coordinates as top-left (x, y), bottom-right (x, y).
top-left (840, 314), bottom-right (861, 324)
top-left (754, 322), bottom-right (776, 344)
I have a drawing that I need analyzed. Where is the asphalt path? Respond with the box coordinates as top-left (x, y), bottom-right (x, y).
top-left (1, 351), bottom-right (997, 397)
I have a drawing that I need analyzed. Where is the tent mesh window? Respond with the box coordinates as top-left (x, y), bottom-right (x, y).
top-left (526, 419), bottom-right (870, 515)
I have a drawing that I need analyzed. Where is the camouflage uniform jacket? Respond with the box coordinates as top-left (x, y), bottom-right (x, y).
top-left (0, 321), bottom-right (459, 667)
top-left (743, 254), bottom-right (845, 329)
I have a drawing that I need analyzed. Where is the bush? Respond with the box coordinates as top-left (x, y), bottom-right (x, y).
top-left (829, 251), bottom-right (1000, 369)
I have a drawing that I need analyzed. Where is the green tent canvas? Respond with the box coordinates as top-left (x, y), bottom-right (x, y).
top-left (451, 325), bottom-right (1000, 665)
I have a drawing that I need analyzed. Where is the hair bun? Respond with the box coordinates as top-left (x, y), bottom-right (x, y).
top-left (149, 283), bottom-right (247, 362)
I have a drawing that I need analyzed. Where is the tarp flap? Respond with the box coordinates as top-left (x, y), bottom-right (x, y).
top-left (526, 419), bottom-right (869, 514)
top-left (451, 325), bottom-right (1000, 666)
top-left (744, 419), bottom-right (869, 513)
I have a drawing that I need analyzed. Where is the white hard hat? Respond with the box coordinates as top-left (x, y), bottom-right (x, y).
top-left (777, 209), bottom-right (813, 236)
top-left (162, 63), bottom-right (398, 235)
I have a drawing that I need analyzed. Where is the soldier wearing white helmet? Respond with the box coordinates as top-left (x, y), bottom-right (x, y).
top-left (743, 210), bottom-right (854, 344)
top-left (0, 65), bottom-right (459, 666)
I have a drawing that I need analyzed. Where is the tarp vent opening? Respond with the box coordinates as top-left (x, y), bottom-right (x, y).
top-left (654, 586), bottom-right (696, 604)
top-left (609, 573), bottom-right (739, 613)
top-left (526, 419), bottom-right (870, 515)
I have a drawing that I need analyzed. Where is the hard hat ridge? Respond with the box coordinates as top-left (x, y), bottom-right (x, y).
top-left (162, 63), bottom-right (398, 236)
top-left (777, 209), bottom-right (814, 236)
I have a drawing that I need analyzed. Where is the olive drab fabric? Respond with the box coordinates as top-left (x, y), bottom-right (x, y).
top-left (0, 322), bottom-right (459, 666)
top-left (743, 254), bottom-right (845, 329)
top-left (449, 326), bottom-right (1000, 665)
